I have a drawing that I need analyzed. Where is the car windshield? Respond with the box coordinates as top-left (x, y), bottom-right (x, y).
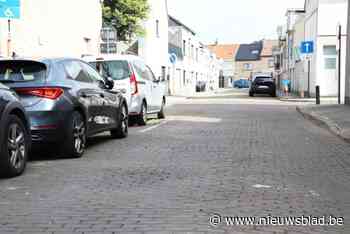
top-left (0, 61), bottom-right (47, 83)
top-left (254, 77), bottom-right (273, 82)
top-left (90, 60), bottom-right (130, 80)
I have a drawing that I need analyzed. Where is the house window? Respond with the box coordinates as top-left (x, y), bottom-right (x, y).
top-left (156, 20), bottom-right (160, 38)
top-left (323, 45), bottom-right (337, 70)
top-left (196, 48), bottom-right (199, 62)
top-left (244, 63), bottom-right (253, 71)
top-left (183, 70), bottom-right (186, 86)
top-left (268, 59), bottom-right (274, 68)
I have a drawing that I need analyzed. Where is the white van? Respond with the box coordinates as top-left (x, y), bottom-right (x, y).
top-left (85, 55), bottom-right (166, 125)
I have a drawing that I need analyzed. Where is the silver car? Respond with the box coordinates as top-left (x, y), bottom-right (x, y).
top-left (86, 55), bottom-right (166, 126)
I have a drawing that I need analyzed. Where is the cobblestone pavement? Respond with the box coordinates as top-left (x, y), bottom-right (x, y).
top-left (0, 97), bottom-right (350, 234)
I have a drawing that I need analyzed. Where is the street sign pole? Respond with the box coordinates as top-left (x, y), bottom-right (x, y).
top-left (7, 19), bottom-right (11, 57)
top-left (308, 57), bottom-right (311, 98)
top-left (337, 24), bottom-right (342, 104)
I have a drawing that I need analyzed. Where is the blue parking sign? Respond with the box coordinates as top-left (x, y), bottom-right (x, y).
top-left (0, 0), bottom-right (20, 19)
top-left (301, 41), bottom-right (314, 54)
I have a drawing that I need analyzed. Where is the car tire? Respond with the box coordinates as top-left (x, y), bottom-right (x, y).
top-left (158, 99), bottom-right (166, 119)
top-left (271, 91), bottom-right (276, 97)
top-left (249, 92), bottom-right (254, 97)
top-left (136, 102), bottom-right (147, 126)
top-left (0, 115), bottom-right (29, 178)
top-left (63, 111), bottom-right (86, 158)
top-left (111, 104), bottom-right (128, 139)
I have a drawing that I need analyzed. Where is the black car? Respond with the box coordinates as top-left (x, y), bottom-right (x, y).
top-left (196, 81), bottom-right (206, 92)
top-left (249, 76), bottom-right (276, 97)
top-left (0, 83), bottom-right (31, 177)
top-left (0, 58), bottom-right (128, 158)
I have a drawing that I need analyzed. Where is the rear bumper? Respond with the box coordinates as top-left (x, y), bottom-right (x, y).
top-left (128, 95), bottom-right (143, 115)
top-left (251, 86), bottom-right (275, 94)
top-left (28, 110), bottom-right (71, 144)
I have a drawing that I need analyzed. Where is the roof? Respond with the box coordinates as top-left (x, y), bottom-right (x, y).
top-left (235, 41), bottom-right (263, 61)
top-left (168, 15), bottom-right (196, 35)
top-left (207, 44), bottom-right (239, 60)
top-left (261, 40), bottom-right (279, 57)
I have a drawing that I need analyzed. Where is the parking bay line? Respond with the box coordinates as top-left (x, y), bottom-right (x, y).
top-left (139, 120), bottom-right (168, 133)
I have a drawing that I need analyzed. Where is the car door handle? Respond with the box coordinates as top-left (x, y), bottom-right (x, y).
top-left (99, 93), bottom-right (105, 98)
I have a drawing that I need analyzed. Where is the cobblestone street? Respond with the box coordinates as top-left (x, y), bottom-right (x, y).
top-left (0, 96), bottom-right (350, 234)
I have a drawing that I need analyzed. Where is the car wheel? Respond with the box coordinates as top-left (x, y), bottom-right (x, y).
top-left (111, 104), bottom-right (128, 139)
top-left (63, 111), bottom-right (86, 158)
top-left (271, 91), bottom-right (276, 97)
top-left (249, 92), bottom-right (254, 97)
top-left (0, 115), bottom-right (28, 178)
top-left (158, 99), bottom-right (166, 119)
top-left (137, 102), bottom-right (147, 126)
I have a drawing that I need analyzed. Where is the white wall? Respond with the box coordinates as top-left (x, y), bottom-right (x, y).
top-left (317, 0), bottom-right (347, 98)
top-left (303, 0), bottom-right (348, 97)
top-left (0, 0), bottom-right (102, 58)
top-left (138, 0), bottom-right (169, 78)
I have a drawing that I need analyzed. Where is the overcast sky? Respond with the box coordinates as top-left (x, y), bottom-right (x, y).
top-left (167, 0), bottom-right (305, 44)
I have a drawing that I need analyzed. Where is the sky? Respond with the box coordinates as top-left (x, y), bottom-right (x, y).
top-left (167, 0), bottom-right (305, 44)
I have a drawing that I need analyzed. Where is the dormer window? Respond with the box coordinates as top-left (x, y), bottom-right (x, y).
top-left (251, 50), bottom-right (259, 55)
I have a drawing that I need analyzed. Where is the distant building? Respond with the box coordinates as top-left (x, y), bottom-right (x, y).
top-left (208, 44), bottom-right (239, 87)
top-left (0, 0), bottom-right (102, 58)
top-left (168, 15), bottom-right (222, 96)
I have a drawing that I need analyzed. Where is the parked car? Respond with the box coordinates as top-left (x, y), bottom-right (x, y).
top-left (196, 81), bottom-right (206, 92)
top-left (233, 79), bottom-right (250, 89)
top-left (0, 58), bottom-right (128, 158)
top-left (0, 83), bottom-right (30, 177)
top-left (85, 55), bottom-right (166, 126)
top-left (249, 75), bottom-right (276, 97)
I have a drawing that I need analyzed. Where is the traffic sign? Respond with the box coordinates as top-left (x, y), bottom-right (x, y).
top-left (0, 0), bottom-right (20, 19)
top-left (301, 41), bottom-right (314, 54)
top-left (169, 53), bottom-right (177, 64)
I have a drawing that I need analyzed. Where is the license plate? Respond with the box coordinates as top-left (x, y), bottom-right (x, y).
top-left (258, 86), bottom-right (269, 89)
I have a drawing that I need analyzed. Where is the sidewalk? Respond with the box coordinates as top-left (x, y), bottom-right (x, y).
top-left (277, 91), bottom-right (337, 104)
top-left (297, 104), bottom-right (350, 142)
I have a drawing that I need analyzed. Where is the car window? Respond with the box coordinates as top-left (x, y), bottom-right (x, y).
top-left (80, 62), bottom-right (104, 83)
top-left (90, 61), bottom-right (130, 81)
top-left (146, 66), bottom-right (157, 81)
top-left (0, 61), bottom-right (47, 83)
top-left (63, 61), bottom-right (93, 83)
top-left (254, 77), bottom-right (273, 82)
top-left (133, 60), bottom-right (151, 81)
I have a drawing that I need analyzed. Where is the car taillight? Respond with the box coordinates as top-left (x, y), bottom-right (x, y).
top-left (16, 88), bottom-right (64, 100)
top-left (130, 73), bottom-right (138, 95)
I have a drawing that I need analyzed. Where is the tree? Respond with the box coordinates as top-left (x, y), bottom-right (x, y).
top-left (103, 0), bottom-right (150, 41)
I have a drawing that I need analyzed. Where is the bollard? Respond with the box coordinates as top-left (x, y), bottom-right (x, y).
top-left (316, 86), bottom-right (320, 105)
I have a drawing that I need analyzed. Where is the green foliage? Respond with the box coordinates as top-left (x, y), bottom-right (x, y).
top-left (103, 0), bottom-right (150, 41)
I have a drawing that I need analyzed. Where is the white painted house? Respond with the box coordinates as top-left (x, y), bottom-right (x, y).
top-left (168, 15), bottom-right (222, 96)
top-left (0, 0), bottom-right (102, 58)
top-left (138, 0), bottom-right (169, 79)
top-left (304, 0), bottom-right (348, 99)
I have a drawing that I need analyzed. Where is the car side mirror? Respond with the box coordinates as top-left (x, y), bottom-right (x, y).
top-left (104, 77), bottom-right (114, 90)
top-left (154, 77), bottom-right (161, 83)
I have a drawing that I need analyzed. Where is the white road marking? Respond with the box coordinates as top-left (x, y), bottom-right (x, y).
top-left (139, 121), bottom-right (168, 133)
top-left (252, 184), bottom-right (272, 189)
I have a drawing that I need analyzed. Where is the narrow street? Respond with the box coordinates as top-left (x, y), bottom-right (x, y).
top-left (0, 94), bottom-right (349, 234)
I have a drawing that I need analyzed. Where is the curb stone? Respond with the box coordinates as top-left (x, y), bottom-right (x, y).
top-left (296, 106), bottom-right (350, 143)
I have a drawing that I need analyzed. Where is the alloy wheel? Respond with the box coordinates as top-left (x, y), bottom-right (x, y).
top-left (121, 105), bottom-right (128, 134)
top-left (7, 123), bottom-right (26, 170)
top-left (73, 118), bottom-right (86, 154)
